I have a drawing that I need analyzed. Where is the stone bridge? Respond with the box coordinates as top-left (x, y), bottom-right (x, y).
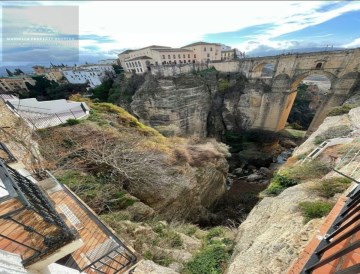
top-left (212, 48), bottom-right (360, 134)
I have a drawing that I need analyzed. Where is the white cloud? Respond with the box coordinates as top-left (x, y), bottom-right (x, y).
top-left (2, 1), bottom-right (360, 59)
top-left (342, 38), bottom-right (360, 48)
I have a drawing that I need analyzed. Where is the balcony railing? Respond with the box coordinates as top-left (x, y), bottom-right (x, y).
top-left (301, 141), bottom-right (360, 273)
top-left (0, 160), bottom-right (77, 266)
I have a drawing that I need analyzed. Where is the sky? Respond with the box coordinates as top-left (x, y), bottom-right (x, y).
top-left (1, 1), bottom-right (360, 70)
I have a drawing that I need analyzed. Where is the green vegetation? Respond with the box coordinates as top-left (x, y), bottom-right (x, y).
top-left (314, 125), bottom-right (352, 145)
top-left (313, 177), bottom-right (352, 198)
top-left (66, 118), bottom-right (80, 126)
top-left (90, 79), bottom-right (114, 101)
top-left (182, 227), bottom-right (232, 274)
top-left (218, 79), bottom-right (231, 91)
top-left (264, 174), bottom-right (298, 196)
top-left (327, 104), bottom-right (358, 117)
top-left (282, 128), bottom-right (306, 139)
top-left (298, 201), bottom-right (333, 223)
top-left (56, 170), bottom-right (136, 214)
top-left (283, 160), bottom-right (331, 182)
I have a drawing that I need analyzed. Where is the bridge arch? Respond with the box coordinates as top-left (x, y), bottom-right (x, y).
top-left (251, 61), bottom-right (277, 78)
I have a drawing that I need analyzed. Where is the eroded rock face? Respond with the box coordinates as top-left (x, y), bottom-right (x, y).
top-left (131, 74), bottom-right (269, 138)
top-left (129, 260), bottom-right (179, 274)
top-left (131, 75), bottom-right (214, 137)
top-left (225, 182), bottom-right (322, 274)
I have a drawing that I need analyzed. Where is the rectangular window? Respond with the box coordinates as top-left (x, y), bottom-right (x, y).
top-left (140, 68), bottom-right (143, 72)
top-left (210, 47), bottom-right (213, 51)
top-left (173, 54), bottom-right (176, 59)
top-left (183, 54), bottom-right (185, 58)
top-left (178, 54), bottom-right (181, 58)
top-left (162, 55), bottom-right (165, 59)
top-left (188, 54), bottom-right (190, 58)
top-left (194, 54), bottom-right (196, 58)
top-left (207, 53), bottom-right (210, 57)
top-left (204, 47), bottom-right (206, 51)
top-left (138, 61), bottom-right (141, 66)
top-left (168, 55), bottom-right (171, 59)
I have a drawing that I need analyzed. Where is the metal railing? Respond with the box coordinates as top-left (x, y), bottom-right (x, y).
top-left (53, 182), bottom-right (137, 273)
top-left (5, 100), bottom-right (88, 129)
top-left (0, 142), bottom-right (16, 163)
top-left (301, 141), bottom-right (360, 273)
top-left (301, 183), bottom-right (360, 273)
top-left (0, 160), bottom-right (77, 266)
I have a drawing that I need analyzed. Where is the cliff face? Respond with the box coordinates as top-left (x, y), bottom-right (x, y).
top-left (131, 73), bottom-right (269, 138)
top-left (131, 75), bottom-right (214, 137)
top-left (225, 106), bottom-right (360, 274)
top-left (37, 99), bottom-right (229, 223)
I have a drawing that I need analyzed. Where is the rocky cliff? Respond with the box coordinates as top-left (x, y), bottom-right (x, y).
top-left (225, 106), bottom-right (360, 274)
top-left (130, 72), bottom-right (270, 138)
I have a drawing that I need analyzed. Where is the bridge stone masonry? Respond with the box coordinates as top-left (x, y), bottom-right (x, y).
top-left (215, 48), bottom-right (360, 134)
top-left (151, 48), bottom-right (360, 135)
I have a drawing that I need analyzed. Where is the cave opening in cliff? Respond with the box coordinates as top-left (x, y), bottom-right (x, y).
top-left (286, 74), bottom-right (331, 133)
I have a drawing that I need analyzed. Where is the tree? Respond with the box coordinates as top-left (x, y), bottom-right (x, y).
top-left (91, 79), bottom-right (114, 101)
top-left (25, 76), bottom-right (58, 100)
top-left (6, 69), bottom-right (13, 77)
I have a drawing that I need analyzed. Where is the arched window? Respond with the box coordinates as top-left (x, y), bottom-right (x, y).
top-left (316, 63), bottom-right (322, 69)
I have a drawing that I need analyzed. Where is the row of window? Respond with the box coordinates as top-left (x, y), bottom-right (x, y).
top-left (125, 61), bottom-right (142, 69)
top-left (204, 47), bottom-right (213, 52)
top-left (129, 67), bottom-right (143, 73)
top-left (162, 60), bottom-right (195, 65)
top-left (162, 54), bottom-right (195, 59)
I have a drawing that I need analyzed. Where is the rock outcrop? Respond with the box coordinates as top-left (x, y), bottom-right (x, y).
top-left (131, 75), bottom-right (214, 137)
top-left (130, 73), bottom-right (270, 138)
top-left (225, 106), bottom-right (360, 274)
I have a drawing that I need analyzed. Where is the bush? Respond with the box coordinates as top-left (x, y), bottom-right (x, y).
top-left (327, 104), bottom-right (357, 117)
top-left (299, 201), bottom-right (333, 223)
top-left (264, 174), bottom-right (298, 196)
top-left (66, 118), bottom-right (80, 126)
top-left (314, 177), bottom-right (352, 198)
top-left (182, 244), bottom-right (229, 274)
top-left (218, 79), bottom-right (231, 91)
top-left (314, 125), bottom-right (352, 145)
top-left (285, 160), bottom-right (331, 181)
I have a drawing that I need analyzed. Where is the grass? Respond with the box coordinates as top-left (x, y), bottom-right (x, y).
top-left (282, 128), bottom-right (306, 139)
top-left (283, 160), bottom-right (331, 182)
top-left (66, 118), bottom-right (80, 126)
top-left (314, 125), bottom-right (352, 145)
top-left (182, 227), bottom-right (232, 274)
top-left (264, 174), bottom-right (298, 196)
top-left (313, 177), bottom-right (352, 198)
top-left (327, 104), bottom-right (358, 117)
top-left (298, 201), bottom-right (333, 223)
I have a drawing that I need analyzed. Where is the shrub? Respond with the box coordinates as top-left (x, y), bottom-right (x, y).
top-left (327, 104), bottom-right (357, 117)
top-left (66, 118), bottom-right (80, 126)
top-left (298, 201), bottom-right (333, 223)
top-left (285, 160), bottom-right (331, 181)
top-left (314, 125), bottom-right (352, 145)
top-left (264, 174), bottom-right (298, 196)
top-left (218, 79), bottom-right (231, 91)
top-left (314, 177), bottom-right (352, 198)
top-left (182, 244), bottom-right (229, 274)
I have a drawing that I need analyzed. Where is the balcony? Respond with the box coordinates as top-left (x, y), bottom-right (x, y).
top-left (0, 156), bottom-right (137, 273)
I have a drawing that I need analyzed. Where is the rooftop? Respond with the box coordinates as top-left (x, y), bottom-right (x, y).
top-left (182, 41), bottom-right (222, 48)
top-left (125, 56), bottom-right (152, 61)
top-left (153, 48), bottom-right (192, 52)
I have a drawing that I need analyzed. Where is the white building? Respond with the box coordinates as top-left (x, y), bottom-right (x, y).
top-left (62, 65), bottom-right (115, 88)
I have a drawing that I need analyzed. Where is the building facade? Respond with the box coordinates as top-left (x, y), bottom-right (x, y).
top-left (62, 65), bottom-right (115, 88)
top-left (0, 76), bottom-right (36, 92)
top-left (118, 41), bottom-right (232, 74)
